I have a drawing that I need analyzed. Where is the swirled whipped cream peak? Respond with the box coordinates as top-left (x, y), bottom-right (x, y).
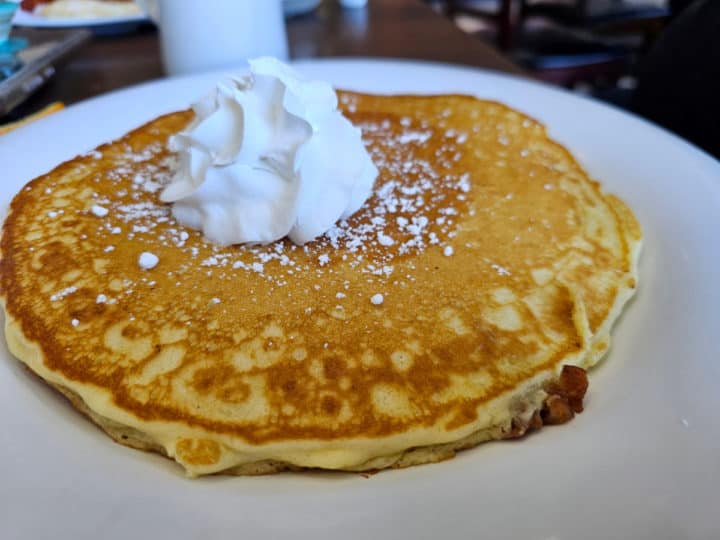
top-left (160, 57), bottom-right (378, 246)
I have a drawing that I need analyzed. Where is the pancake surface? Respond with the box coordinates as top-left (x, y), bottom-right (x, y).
top-left (0, 92), bottom-right (641, 476)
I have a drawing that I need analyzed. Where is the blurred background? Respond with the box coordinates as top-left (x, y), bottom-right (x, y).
top-left (1, 0), bottom-right (718, 158)
top-left (424, 0), bottom-right (720, 160)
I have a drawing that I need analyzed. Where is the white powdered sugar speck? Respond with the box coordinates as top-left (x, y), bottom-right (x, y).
top-left (491, 263), bottom-right (511, 276)
top-left (138, 252), bottom-right (159, 270)
top-left (377, 232), bottom-right (394, 246)
top-left (91, 205), bottom-right (109, 217)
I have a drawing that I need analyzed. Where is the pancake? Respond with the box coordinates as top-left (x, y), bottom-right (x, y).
top-left (0, 91), bottom-right (641, 476)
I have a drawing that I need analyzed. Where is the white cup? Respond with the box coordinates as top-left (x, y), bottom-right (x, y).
top-left (137, 0), bottom-right (288, 76)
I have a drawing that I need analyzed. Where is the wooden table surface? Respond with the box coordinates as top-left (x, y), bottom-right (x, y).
top-left (7, 0), bottom-right (523, 119)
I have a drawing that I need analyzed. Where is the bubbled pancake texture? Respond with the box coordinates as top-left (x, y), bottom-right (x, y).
top-left (0, 92), bottom-right (641, 475)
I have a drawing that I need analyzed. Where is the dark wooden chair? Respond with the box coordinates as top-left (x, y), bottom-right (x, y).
top-left (521, 0), bottom-right (667, 28)
top-left (431, 0), bottom-right (671, 86)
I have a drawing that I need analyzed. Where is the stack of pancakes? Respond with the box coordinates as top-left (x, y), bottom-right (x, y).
top-left (0, 91), bottom-right (641, 476)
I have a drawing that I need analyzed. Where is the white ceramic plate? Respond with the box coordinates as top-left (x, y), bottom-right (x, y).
top-left (1, 59), bottom-right (719, 540)
top-left (11, 2), bottom-right (148, 32)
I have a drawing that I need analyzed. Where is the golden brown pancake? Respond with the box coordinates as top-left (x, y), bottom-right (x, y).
top-left (0, 92), bottom-right (641, 476)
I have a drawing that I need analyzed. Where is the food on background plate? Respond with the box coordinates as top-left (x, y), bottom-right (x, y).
top-left (0, 58), bottom-right (641, 476)
top-left (20, 0), bottom-right (142, 19)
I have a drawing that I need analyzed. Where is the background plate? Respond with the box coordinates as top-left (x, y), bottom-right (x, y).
top-left (12, 4), bottom-right (148, 35)
top-left (1, 59), bottom-right (719, 540)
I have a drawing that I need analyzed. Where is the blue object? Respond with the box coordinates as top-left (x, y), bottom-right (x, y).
top-left (0, 2), bottom-right (23, 79)
top-left (0, 1), bottom-right (18, 43)
top-left (0, 36), bottom-right (27, 55)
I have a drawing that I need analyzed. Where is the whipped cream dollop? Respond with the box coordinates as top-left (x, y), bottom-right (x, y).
top-left (160, 57), bottom-right (378, 245)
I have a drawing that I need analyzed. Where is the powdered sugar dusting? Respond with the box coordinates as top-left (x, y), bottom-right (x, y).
top-left (296, 112), bottom-right (471, 278)
top-left (50, 286), bottom-right (77, 302)
top-left (76, 101), bottom-right (477, 307)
